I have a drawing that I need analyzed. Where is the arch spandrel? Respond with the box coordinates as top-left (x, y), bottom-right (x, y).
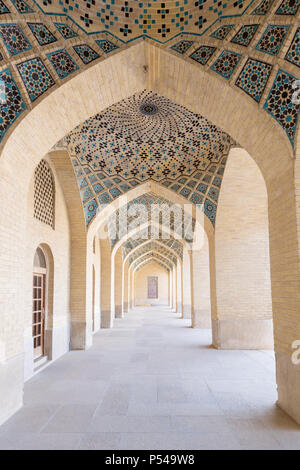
top-left (0, 2), bottom-right (297, 170)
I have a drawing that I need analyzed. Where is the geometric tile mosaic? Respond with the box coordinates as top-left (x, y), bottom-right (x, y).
top-left (0, 23), bottom-right (32, 56)
top-left (210, 50), bottom-right (242, 79)
top-left (170, 40), bottom-right (194, 54)
top-left (210, 25), bottom-right (234, 40)
top-left (236, 57), bottom-right (272, 102)
top-left (36, 0), bottom-right (254, 42)
top-left (122, 232), bottom-right (183, 260)
top-left (95, 39), bottom-right (119, 54)
top-left (231, 24), bottom-right (259, 47)
top-left (27, 23), bottom-right (57, 46)
top-left (17, 57), bottom-right (55, 102)
top-left (67, 90), bottom-right (232, 226)
top-left (285, 27), bottom-right (300, 68)
top-left (0, 0), bottom-right (9, 14)
top-left (84, 198), bottom-right (98, 225)
top-left (0, 67), bottom-right (26, 142)
top-left (54, 22), bottom-right (78, 39)
top-left (128, 241), bottom-right (178, 267)
top-left (251, 0), bottom-right (274, 15)
top-left (107, 192), bottom-right (196, 249)
top-left (73, 44), bottom-right (100, 64)
top-left (255, 25), bottom-right (290, 56)
top-left (264, 69), bottom-right (300, 145)
top-left (0, 0), bottom-right (296, 155)
top-left (11, 0), bottom-right (34, 14)
top-left (46, 49), bottom-right (79, 79)
top-left (204, 199), bottom-right (216, 224)
top-left (275, 0), bottom-right (299, 15)
top-left (190, 45), bottom-right (216, 65)
top-left (133, 252), bottom-right (173, 271)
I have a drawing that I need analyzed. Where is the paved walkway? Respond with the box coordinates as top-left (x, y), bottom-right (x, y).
top-left (0, 307), bottom-right (299, 450)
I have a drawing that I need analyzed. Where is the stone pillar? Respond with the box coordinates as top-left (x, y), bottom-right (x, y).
top-left (92, 237), bottom-right (101, 332)
top-left (213, 149), bottom-right (273, 349)
top-left (176, 261), bottom-right (183, 314)
top-left (122, 259), bottom-right (129, 314)
top-left (100, 236), bottom-right (113, 328)
top-left (191, 232), bottom-right (211, 328)
top-left (169, 270), bottom-right (173, 308)
top-left (132, 269), bottom-right (136, 307)
top-left (182, 249), bottom-right (192, 319)
top-left (112, 249), bottom-right (123, 318)
top-left (128, 266), bottom-right (133, 310)
top-left (172, 266), bottom-right (177, 312)
top-left (51, 151), bottom-right (91, 350)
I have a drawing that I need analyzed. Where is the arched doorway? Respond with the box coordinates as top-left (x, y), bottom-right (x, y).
top-left (32, 246), bottom-right (47, 359)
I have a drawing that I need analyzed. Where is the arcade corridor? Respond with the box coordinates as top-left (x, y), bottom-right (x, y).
top-left (0, 307), bottom-right (297, 450)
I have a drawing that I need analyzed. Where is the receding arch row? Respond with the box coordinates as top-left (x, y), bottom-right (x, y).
top-left (0, 43), bottom-right (300, 427)
top-left (134, 258), bottom-right (170, 274)
top-left (122, 232), bottom-right (184, 261)
top-left (128, 242), bottom-right (178, 267)
top-left (132, 251), bottom-right (175, 271)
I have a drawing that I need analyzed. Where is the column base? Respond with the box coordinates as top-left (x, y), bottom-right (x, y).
top-left (123, 302), bottom-right (128, 314)
top-left (182, 304), bottom-right (192, 319)
top-left (212, 318), bottom-right (274, 349)
top-left (276, 350), bottom-right (300, 425)
top-left (115, 305), bottom-right (123, 318)
top-left (101, 310), bottom-right (113, 328)
top-left (176, 301), bottom-right (182, 313)
top-left (0, 353), bottom-right (23, 426)
top-left (70, 321), bottom-right (92, 350)
top-left (192, 308), bottom-right (211, 328)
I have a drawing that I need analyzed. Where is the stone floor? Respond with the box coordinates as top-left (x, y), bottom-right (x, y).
top-left (0, 307), bottom-right (299, 450)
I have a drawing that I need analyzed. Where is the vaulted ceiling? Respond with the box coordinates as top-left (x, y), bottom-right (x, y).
top-left (32, 0), bottom-right (299, 44)
top-left (107, 192), bottom-right (196, 249)
top-left (135, 258), bottom-right (170, 273)
top-left (132, 251), bottom-right (174, 270)
top-left (0, 0), bottom-right (298, 159)
top-left (128, 241), bottom-right (178, 266)
top-left (68, 90), bottom-right (232, 226)
top-left (122, 232), bottom-right (183, 260)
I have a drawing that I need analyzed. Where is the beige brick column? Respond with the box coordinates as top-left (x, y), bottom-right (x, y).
top-left (172, 266), bottom-right (177, 312)
top-left (112, 249), bottom-right (123, 318)
top-left (275, 139), bottom-right (300, 424)
top-left (182, 249), bottom-right (192, 319)
top-left (213, 148), bottom-right (273, 349)
top-left (50, 151), bottom-right (91, 350)
top-left (169, 270), bottom-right (173, 308)
top-left (132, 270), bottom-right (136, 307)
top-left (128, 266), bottom-right (133, 309)
top-left (176, 261), bottom-right (183, 314)
top-left (100, 236), bottom-right (113, 328)
top-left (92, 237), bottom-right (101, 333)
top-left (122, 259), bottom-right (129, 314)
top-left (191, 232), bottom-right (211, 328)
top-left (128, 265), bottom-right (135, 308)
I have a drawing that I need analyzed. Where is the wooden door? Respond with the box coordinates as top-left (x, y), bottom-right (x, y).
top-left (32, 273), bottom-right (45, 358)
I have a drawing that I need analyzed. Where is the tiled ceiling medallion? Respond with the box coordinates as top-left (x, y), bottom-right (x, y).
top-left (68, 91), bottom-right (233, 227)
